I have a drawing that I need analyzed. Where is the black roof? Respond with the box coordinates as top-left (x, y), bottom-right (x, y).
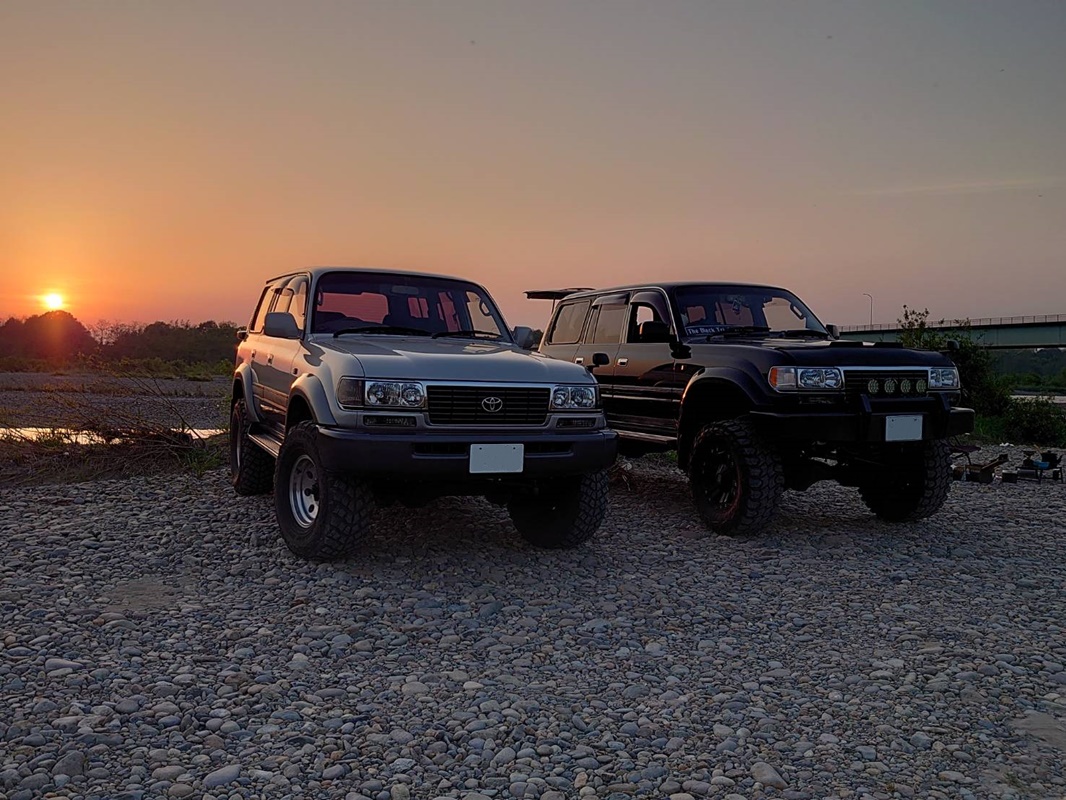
top-left (527, 281), bottom-right (792, 301)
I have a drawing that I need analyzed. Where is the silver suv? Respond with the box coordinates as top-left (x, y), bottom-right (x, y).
top-left (230, 268), bottom-right (617, 560)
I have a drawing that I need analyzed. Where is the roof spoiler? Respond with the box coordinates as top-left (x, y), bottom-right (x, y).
top-left (525, 288), bottom-right (594, 301)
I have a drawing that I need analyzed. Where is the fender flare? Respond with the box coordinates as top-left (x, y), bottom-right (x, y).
top-left (289, 373), bottom-right (338, 427)
top-left (677, 367), bottom-right (765, 468)
top-left (231, 364), bottom-right (263, 424)
top-left (679, 367), bottom-right (765, 411)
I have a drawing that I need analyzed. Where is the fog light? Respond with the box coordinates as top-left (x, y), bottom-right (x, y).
top-left (364, 415), bottom-right (417, 427)
top-left (558, 417), bottom-right (596, 429)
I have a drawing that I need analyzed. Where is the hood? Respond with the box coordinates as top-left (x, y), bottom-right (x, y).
top-left (313, 335), bottom-right (594, 383)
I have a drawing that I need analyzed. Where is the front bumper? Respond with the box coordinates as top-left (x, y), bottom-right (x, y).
top-left (315, 427), bottom-right (618, 477)
top-left (750, 399), bottom-right (974, 443)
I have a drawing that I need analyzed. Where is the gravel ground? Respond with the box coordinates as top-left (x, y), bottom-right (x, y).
top-left (2, 455), bottom-right (1065, 800)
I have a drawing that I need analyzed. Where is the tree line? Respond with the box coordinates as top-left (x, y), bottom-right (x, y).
top-left (0, 311), bottom-right (240, 373)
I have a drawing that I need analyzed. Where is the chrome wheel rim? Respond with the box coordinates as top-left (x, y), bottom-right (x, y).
top-left (288, 454), bottom-right (320, 528)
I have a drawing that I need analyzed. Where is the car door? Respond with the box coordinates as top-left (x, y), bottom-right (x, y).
top-left (253, 276), bottom-right (308, 431)
top-left (260, 275), bottom-right (310, 430)
top-left (573, 294), bottom-right (628, 420)
top-left (610, 290), bottom-right (684, 438)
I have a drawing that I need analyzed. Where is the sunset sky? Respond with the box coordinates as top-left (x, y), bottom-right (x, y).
top-left (2, 1), bottom-right (1064, 329)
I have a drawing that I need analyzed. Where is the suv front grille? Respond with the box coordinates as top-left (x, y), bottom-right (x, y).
top-left (845, 370), bottom-right (929, 399)
top-left (427, 386), bottom-right (551, 425)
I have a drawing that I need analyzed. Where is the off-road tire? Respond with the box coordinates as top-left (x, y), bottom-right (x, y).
top-left (859, 440), bottom-right (952, 522)
top-left (508, 469), bottom-right (609, 549)
top-left (689, 418), bottom-right (784, 536)
top-left (274, 421), bottom-right (373, 561)
top-left (230, 399), bottom-right (274, 495)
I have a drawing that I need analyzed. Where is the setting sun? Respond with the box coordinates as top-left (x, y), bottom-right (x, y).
top-left (42, 293), bottom-right (65, 311)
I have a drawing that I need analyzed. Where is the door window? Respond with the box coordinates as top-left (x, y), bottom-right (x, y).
top-left (250, 280), bottom-right (286, 332)
top-left (627, 304), bottom-right (663, 342)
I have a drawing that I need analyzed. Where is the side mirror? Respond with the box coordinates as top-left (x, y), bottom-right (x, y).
top-left (826, 323), bottom-right (840, 340)
top-left (638, 320), bottom-right (672, 343)
top-left (589, 352), bottom-right (610, 370)
top-left (512, 325), bottom-right (536, 349)
top-left (945, 338), bottom-right (960, 352)
top-left (236, 328), bottom-right (249, 341)
top-left (264, 312), bottom-right (301, 339)
top-left (669, 336), bottom-right (691, 360)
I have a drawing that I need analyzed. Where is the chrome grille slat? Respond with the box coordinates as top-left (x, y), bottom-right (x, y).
top-left (427, 386), bottom-right (550, 425)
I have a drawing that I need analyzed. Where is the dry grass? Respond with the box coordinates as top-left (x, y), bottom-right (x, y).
top-left (0, 371), bottom-right (229, 487)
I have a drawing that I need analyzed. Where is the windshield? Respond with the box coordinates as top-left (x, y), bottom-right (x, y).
top-left (310, 272), bottom-right (509, 339)
top-left (673, 284), bottom-right (828, 338)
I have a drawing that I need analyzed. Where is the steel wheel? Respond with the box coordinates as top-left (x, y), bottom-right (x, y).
top-left (288, 454), bottom-right (320, 528)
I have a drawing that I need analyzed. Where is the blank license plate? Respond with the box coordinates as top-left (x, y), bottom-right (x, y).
top-left (469, 444), bottom-right (524, 473)
top-left (885, 415), bottom-right (923, 442)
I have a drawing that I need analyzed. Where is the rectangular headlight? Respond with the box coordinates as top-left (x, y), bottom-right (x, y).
top-left (365, 380), bottom-right (426, 407)
top-left (550, 385), bottom-right (600, 410)
top-left (337, 378), bottom-right (364, 409)
top-left (768, 366), bottom-right (843, 392)
top-left (928, 367), bottom-right (960, 389)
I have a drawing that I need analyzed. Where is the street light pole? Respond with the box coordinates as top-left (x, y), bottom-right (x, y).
top-left (862, 293), bottom-right (874, 326)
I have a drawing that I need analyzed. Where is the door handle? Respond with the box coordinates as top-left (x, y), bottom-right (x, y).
top-left (617, 357), bottom-right (629, 366)
top-left (267, 354), bottom-right (274, 365)
top-left (575, 357), bottom-right (584, 364)
top-left (251, 350), bottom-right (257, 358)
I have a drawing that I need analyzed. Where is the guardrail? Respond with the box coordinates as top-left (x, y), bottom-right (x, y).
top-left (841, 313), bottom-right (1066, 332)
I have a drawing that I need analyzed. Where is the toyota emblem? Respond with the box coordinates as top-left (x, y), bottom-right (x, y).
top-left (481, 396), bottom-right (504, 413)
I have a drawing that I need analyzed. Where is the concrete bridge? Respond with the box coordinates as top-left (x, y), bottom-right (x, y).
top-left (838, 314), bottom-right (1066, 349)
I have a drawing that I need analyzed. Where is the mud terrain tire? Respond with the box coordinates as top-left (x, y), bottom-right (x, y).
top-left (274, 422), bottom-right (373, 560)
top-left (689, 418), bottom-right (784, 536)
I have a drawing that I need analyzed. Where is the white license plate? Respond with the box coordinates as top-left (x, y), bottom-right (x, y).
top-left (469, 444), bottom-right (525, 474)
top-left (885, 415), bottom-right (923, 442)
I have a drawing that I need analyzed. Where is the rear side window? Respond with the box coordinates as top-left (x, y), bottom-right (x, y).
top-left (547, 300), bottom-right (590, 345)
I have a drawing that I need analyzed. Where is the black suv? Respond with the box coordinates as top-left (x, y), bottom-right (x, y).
top-left (533, 282), bottom-right (974, 534)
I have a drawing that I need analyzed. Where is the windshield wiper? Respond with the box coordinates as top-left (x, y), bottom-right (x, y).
top-left (333, 325), bottom-right (431, 338)
top-left (775, 329), bottom-right (831, 339)
top-left (699, 325), bottom-right (771, 339)
top-left (431, 330), bottom-right (504, 340)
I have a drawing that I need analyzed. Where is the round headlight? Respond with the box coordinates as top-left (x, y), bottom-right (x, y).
top-left (400, 384), bottom-right (424, 406)
top-left (916, 379), bottom-right (927, 394)
top-left (570, 386), bottom-right (596, 408)
top-left (867, 379), bottom-right (880, 394)
top-left (900, 379), bottom-right (912, 394)
top-left (552, 388), bottom-right (570, 408)
top-left (884, 378), bottom-right (897, 394)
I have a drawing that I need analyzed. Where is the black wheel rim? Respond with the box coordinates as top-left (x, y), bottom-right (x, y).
top-left (695, 440), bottom-right (742, 518)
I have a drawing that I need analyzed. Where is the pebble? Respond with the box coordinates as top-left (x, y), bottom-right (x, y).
top-left (1, 443), bottom-right (1064, 799)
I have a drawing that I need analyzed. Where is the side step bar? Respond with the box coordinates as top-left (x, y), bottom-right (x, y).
top-left (616, 430), bottom-right (675, 445)
top-left (248, 432), bottom-right (282, 458)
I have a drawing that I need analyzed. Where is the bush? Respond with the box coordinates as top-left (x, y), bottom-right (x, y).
top-left (1002, 398), bottom-right (1066, 446)
top-left (897, 306), bottom-right (1013, 416)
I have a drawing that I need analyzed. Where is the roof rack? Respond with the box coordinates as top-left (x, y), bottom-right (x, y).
top-left (524, 288), bottom-right (594, 301)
